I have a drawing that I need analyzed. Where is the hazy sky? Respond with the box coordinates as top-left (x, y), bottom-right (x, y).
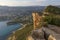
top-left (0, 0), bottom-right (60, 6)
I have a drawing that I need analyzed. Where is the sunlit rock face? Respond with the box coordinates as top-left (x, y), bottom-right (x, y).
top-left (32, 12), bottom-right (43, 30)
top-left (27, 35), bottom-right (34, 40)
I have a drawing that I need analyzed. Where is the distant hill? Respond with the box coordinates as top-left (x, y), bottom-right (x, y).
top-left (0, 6), bottom-right (45, 16)
top-left (56, 5), bottom-right (60, 8)
top-left (44, 5), bottom-right (60, 14)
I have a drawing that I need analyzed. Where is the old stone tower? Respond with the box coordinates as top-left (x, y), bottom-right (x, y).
top-left (32, 12), bottom-right (43, 30)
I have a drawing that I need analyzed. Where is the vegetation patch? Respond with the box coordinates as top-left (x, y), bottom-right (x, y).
top-left (44, 5), bottom-right (60, 26)
top-left (9, 23), bottom-right (33, 40)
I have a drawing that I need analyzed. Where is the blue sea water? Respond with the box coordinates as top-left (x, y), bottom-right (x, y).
top-left (0, 21), bottom-right (22, 40)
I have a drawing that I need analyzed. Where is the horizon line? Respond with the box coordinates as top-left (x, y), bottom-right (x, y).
top-left (0, 5), bottom-right (59, 7)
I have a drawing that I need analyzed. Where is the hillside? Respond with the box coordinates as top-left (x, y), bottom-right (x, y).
top-left (44, 5), bottom-right (60, 14)
top-left (44, 5), bottom-right (60, 26)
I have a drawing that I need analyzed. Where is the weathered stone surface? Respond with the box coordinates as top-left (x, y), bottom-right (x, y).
top-left (32, 12), bottom-right (43, 30)
top-left (32, 29), bottom-right (44, 39)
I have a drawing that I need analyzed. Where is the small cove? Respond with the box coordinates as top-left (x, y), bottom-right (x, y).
top-left (0, 21), bottom-right (22, 40)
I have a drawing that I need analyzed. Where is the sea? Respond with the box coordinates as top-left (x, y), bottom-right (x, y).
top-left (0, 21), bottom-right (22, 40)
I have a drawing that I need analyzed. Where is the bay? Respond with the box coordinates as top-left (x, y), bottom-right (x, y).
top-left (0, 21), bottom-right (22, 40)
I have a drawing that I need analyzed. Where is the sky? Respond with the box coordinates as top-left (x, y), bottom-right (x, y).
top-left (0, 0), bottom-right (60, 6)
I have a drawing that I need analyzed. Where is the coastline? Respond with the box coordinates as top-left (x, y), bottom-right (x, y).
top-left (7, 24), bottom-right (27, 40)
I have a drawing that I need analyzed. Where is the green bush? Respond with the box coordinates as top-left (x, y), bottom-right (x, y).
top-left (44, 15), bottom-right (60, 26)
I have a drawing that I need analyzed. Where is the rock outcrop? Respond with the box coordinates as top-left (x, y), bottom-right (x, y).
top-left (32, 12), bottom-right (43, 30)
